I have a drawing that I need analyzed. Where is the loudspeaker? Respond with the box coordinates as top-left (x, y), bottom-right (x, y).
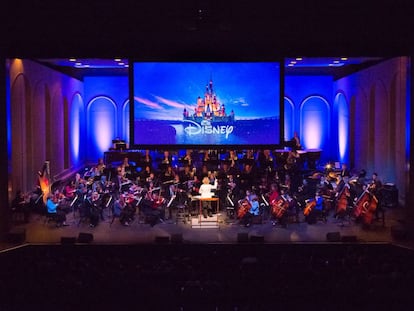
top-left (249, 235), bottom-right (264, 243)
top-left (326, 232), bottom-right (341, 242)
top-left (341, 235), bottom-right (358, 243)
top-left (380, 186), bottom-right (398, 208)
top-left (171, 233), bottom-right (183, 244)
top-left (5, 228), bottom-right (26, 243)
top-left (237, 232), bottom-right (249, 243)
top-left (77, 232), bottom-right (94, 243)
top-left (155, 236), bottom-right (170, 244)
top-left (61, 237), bottom-right (77, 244)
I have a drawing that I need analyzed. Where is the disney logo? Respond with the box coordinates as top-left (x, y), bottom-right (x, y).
top-left (184, 120), bottom-right (234, 139)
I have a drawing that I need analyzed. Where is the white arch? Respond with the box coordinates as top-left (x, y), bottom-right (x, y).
top-left (87, 96), bottom-right (118, 159)
top-left (299, 95), bottom-right (330, 150)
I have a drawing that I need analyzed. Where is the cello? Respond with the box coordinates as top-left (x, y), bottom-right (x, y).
top-left (237, 198), bottom-right (252, 219)
top-left (335, 184), bottom-right (350, 216)
top-left (303, 199), bottom-right (316, 216)
top-left (271, 195), bottom-right (289, 219)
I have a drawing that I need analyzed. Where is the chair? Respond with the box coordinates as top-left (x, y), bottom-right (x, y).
top-left (175, 204), bottom-right (187, 224)
top-left (44, 212), bottom-right (58, 226)
top-left (226, 206), bottom-right (235, 219)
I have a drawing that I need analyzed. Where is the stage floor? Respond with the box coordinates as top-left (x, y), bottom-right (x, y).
top-left (4, 205), bottom-right (412, 250)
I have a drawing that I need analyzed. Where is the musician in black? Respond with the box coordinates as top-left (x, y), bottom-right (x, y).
top-left (180, 165), bottom-right (194, 184)
top-left (88, 191), bottom-right (102, 227)
top-left (227, 150), bottom-right (239, 169)
top-left (161, 150), bottom-right (173, 165)
top-left (121, 194), bottom-right (137, 226)
top-left (368, 172), bottom-right (384, 220)
top-left (142, 149), bottom-right (153, 168)
top-left (257, 149), bottom-right (274, 175)
top-left (11, 190), bottom-right (31, 223)
top-left (239, 163), bottom-right (256, 191)
top-left (339, 163), bottom-right (351, 178)
top-left (290, 131), bottom-right (302, 150)
top-left (182, 149), bottom-right (194, 167)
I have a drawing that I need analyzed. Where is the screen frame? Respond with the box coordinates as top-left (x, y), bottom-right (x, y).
top-left (129, 59), bottom-right (285, 150)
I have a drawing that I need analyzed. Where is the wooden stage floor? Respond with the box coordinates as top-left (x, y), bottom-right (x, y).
top-left (3, 205), bottom-right (412, 250)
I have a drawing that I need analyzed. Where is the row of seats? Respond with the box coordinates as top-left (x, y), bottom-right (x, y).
top-left (0, 243), bottom-right (413, 310)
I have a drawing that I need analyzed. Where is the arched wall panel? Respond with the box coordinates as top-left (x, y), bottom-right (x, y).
top-left (87, 96), bottom-right (117, 161)
top-left (300, 96), bottom-right (330, 156)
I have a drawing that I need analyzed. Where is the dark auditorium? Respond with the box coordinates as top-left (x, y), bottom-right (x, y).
top-left (1, 1), bottom-right (414, 310)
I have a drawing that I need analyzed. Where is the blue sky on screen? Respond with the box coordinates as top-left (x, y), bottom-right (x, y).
top-left (133, 62), bottom-right (280, 120)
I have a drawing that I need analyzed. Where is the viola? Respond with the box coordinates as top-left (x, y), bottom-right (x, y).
top-left (237, 199), bottom-right (252, 218)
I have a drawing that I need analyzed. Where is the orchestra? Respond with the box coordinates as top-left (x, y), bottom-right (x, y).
top-left (18, 149), bottom-right (388, 230)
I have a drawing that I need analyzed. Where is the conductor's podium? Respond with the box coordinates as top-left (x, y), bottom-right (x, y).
top-left (190, 196), bottom-right (220, 229)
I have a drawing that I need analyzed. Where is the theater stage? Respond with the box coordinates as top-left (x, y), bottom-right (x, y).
top-left (4, 205), bottom-right (411, 249)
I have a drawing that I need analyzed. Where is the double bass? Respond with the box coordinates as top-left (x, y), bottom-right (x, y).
top-left (353, 186), bottom-right (378, 225)
top-left (271, 195), bottom-right (289, 219)
top-left (237, 198), bottom-right (252, 218)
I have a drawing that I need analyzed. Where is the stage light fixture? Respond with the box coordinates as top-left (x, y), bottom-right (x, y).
top-left (295, 57), bottom-right (303, 61)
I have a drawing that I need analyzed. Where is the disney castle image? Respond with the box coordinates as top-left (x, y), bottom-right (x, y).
top-left (183, 79), bottom-right (235, 123)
